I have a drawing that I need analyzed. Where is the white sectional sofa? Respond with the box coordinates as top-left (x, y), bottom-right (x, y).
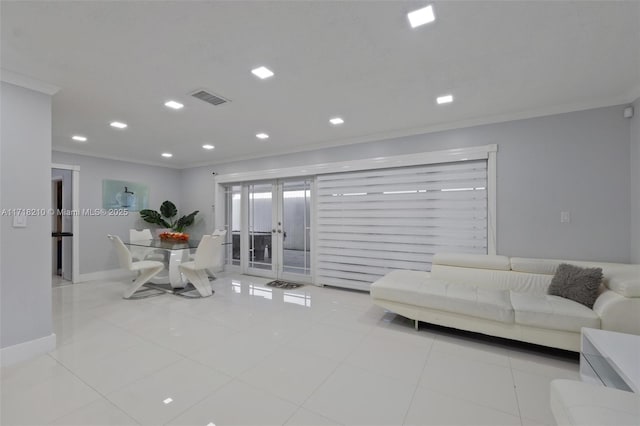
top-left (370, 253), bottom-right (640, 351)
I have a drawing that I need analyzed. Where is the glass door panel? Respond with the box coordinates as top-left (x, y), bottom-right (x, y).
top-left (224, 185), bottom-right (242, 266)
top-left (281, 179), bottom-right (312, 277)
top-left (247, 183), bottom-right (275, 273)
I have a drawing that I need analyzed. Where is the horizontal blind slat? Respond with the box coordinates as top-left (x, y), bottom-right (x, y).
top-left (317, 277), bottom-right (372, 291)
top-left (317, 161), bottom-right (486, 181)
top-left (318, 254), bottom-right (429, 270)
top-left (317, 171), bottom-right (487, 189)
top-left (318, 239), bottom-right (486, 252)
top-left (317, 225), bottom-right (487, 238)
top-left (317, 190), bottom-right (486, 204)
top-left (317, 181), bottom-right (487, 196)
top-left (317, 247), bottom-right (428, 262)
top-left (318, 217), bottom-right (487, 228)
top-left (318, 199), bottom-right (486, 211)
top-left (318, 209), bottom-right (487, 219)
top-left (318, 261), bottom-right (394, 276)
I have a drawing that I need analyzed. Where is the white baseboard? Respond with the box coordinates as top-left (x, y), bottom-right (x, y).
top-left (0, 333), bottom-right (56, 367)
top-left (75, 269), bottom-right (134, 283)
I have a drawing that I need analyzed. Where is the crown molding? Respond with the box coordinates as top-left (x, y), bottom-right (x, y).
top-left (51, 148), bottom-right (181, 169)
top-left (0, 69), bottom-right (59, 95)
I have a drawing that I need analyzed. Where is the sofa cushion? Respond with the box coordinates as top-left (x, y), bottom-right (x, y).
top-left (433, 253), bottom-right (511, 271)
top-left (370, 270), bottom-right (431, 301)
top-left (431, 266), bottom-right (552, 294)
top-left (510, 291), bottom-right (600, 332)
top-left (510, 257), bottom-right (559, 275)
top-left (371, 271), bottom-right (514, 323)
top-left (439, 283), bottom-right (514, 323)
top-left (548, 263), bottom-right (603, 308)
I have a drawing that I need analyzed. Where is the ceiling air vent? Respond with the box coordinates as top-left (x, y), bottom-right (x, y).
top-left (191, 90), bottom-right (229, 106)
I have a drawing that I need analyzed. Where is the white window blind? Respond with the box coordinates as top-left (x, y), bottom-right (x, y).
top-left (316, 160), bottom-right (488, 291)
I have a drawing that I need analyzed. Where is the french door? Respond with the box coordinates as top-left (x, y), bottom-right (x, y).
top-left (244, 178), bottom-right (312, 282)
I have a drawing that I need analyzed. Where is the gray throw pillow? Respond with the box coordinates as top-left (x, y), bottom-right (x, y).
top-left (547, 263), bottom-right (603, 308)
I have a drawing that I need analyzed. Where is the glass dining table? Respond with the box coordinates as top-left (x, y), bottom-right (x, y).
top-left (124, 238), bottom-right (200, 289)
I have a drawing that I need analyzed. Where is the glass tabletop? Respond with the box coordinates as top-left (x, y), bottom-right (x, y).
top-left (124, 238), bottom-right (200, 250)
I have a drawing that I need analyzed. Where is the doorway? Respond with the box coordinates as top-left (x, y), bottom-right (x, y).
top-left (51, 169), bottom-right (71, 285)
top-left (242, 178), bottom-right (312, 283)
top-left (51, 164), bottom-right (80, 285)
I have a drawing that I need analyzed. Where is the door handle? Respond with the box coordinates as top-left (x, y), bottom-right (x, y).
top-left (272, 229), bottom-right (276, 234)
top-left (277, 229), bottom-right (282, 233)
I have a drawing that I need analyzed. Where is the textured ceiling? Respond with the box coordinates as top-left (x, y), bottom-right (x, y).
top-left (2, 1), bottom-right (639, 168)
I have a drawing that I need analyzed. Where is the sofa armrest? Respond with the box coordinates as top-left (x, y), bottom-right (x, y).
top-left (593, 290), bottom-right (640, 335)
top-left (606, 275), bottom-right (640, 298)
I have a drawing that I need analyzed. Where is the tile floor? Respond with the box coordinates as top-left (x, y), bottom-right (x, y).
top-left (1, 273), bottom-right (579, 425)
top-left (52, 275), bottom-right (72, 288)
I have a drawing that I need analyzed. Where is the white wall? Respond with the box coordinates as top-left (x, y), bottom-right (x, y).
top-left (0, 82), bottom-right (53, 351)
top-left (184, 104), bottom-right (632, 263)
top-left (51, 152), bottom-right (183, 276)
top-left (630, 98), bottom-right (640, 263)
top-left (179, 167), bottom-right (216, 239)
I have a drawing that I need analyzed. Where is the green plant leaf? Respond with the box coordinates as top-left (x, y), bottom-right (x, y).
top-left (141, 201), bottom-right (196, 231)
top-left (139, 209), bottom-right (170, 228)
top-left (173, 210), bottom-right (199, 232)
top-left (160, 200), bottom-right (177, 219)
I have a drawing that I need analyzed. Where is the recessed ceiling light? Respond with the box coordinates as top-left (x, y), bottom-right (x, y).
top-left (110, 121), bottom-right (128, 129)
top-left (436, 94), bottom-right (454, 104)
top-left (329, 117), bottom-right (344, 125)
top-left (163, 398), bottom-right (173, 405)
top-left (164, 100), bottom-right (184, 110)
top-left (251, 66), bottom-right (274, 79)
top-left (202, 144), bottom-right (215, 150)
top-left (71, 135), bottom-right (87, 142)
top-left (408, 5), bottom-right (435, 28)
top-left (161, 152), bottom-right (173, 158)
top-left (256, 133), bottom-right (269, 140)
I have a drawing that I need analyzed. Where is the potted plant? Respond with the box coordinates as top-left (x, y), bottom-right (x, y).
top-left (140, 201), bottom-right (199, 241)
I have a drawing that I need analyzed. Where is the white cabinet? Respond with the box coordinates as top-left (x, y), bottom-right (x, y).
top-left (580, 328), bottom-right (640, 392)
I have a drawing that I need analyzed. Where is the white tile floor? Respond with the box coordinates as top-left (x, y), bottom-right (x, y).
top-left (52, 275), bottom-right (72, 288)
top-left (1, 273), bottom-right (580, 425)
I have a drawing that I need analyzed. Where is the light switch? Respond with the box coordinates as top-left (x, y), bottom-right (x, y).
top-left (560, 211), bottom-right (570, 223)
top-left (12, 215), bottom-right (27, 228)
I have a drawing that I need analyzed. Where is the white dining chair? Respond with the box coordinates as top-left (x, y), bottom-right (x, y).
top-left (108, 234), bottom-right (165, 299)
top-left (129, 228), bottom-right (163, 261)
top-left (130, 228), bottom-right (153, 240)
top-left (209, 229), bottom-right (227, 276)
top-left (212, 229), bottom-right (227, 238)
top-left (188, 229), bottom-right (227, 278)
top-left (179, 235), bottom-right (222, 297)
